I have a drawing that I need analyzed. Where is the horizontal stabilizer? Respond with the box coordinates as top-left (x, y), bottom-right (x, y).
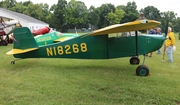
top-left (88, 20), bottom-right (160, 36)
top-left (6, 48), bottom-right (38, 55)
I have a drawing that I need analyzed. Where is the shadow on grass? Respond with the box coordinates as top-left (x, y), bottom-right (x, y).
top-left (5, 58), bottom-right (138, 76)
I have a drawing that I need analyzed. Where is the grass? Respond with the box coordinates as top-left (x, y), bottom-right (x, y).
top-left (0, 34), bottom-right (180, 105)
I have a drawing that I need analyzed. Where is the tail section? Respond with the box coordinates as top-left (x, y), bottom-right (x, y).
top-left (6, 27), bottom-right (38, 55)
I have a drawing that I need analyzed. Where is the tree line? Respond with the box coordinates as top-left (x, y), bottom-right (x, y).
top-left (0, 0), bottom-right (180, 32)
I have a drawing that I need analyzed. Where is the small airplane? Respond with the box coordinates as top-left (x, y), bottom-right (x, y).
top-left (6, 19), bottom-right (166, 76)
top-left (0, 16), bottom-right (21, 46)
top-left (27, 26), bottom-right (79, 46)
top-left (34, 31), bottom-right (79, 46)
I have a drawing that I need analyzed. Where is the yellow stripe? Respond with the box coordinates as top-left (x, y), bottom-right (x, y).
top-left (6, 48), bottom-right (38, 55)
top-left (54, 37), bottom-right (74, 42)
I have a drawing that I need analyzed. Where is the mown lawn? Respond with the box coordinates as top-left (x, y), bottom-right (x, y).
top-left (0, 34), bottom-right (180, 105)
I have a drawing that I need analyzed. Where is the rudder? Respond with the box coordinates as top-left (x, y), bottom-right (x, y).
top-left (13, 27), bottom-right (38, 49)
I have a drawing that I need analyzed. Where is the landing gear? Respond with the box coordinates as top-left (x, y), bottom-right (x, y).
top-left (136, 65), bottom-right (149, 76)
top-left (130, 56), bottom-right (140, 65)
top-left (0, 40), bottom-right (8, 46)
top-left (135, 54), bottom-right (150, 76)
top-left (11, 60), bottom-right (15, 64)
top-left (10, 59), bottom-right (23, 64)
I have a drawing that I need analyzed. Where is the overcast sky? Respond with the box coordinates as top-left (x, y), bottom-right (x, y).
top-left (16, 0), bottom-right (180, 17)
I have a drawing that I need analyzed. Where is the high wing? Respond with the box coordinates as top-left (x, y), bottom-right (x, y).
top-left (88, 20), bottom-right (160, 36)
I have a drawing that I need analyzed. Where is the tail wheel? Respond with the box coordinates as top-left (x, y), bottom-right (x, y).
top-left (11, 60), bottom-right (15, 64)
top-left (130, 56), bottom-right (140, 65)
top-left (0, 40), bottom-right (8, 46)
top-left (136, 65), bottom-right (149, 76)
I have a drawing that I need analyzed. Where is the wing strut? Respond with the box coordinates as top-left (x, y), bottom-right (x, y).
top-left (135, 31), bottom-right (138, 56)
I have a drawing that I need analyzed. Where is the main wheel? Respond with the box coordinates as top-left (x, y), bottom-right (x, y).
top-left (136, 65), bottom-right (149, 76)
top-left (0, 40), bottom-right (8, 46)
top-left (130, 56), bottom-right (140, 65)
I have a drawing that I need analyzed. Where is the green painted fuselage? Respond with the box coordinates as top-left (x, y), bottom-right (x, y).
top-left (14, 33), bottom-right (165, 59)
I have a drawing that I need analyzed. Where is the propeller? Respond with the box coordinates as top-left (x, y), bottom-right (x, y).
top-left (162, 20), bottom-right (169, 61)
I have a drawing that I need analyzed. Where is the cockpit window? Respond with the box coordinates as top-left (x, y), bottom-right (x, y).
top-left (108, 31), bottom-right (142, 38)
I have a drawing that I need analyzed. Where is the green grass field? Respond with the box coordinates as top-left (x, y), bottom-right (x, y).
top-left (0, 34), bottom-right (180, 105)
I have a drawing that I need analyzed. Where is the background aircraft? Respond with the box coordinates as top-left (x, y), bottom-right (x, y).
top-left (0, 16), bottom-right (21, 46)
top-left (34, 30), bottom-right (79, 46)
top-left (6, 19), bottom-right (165, 76)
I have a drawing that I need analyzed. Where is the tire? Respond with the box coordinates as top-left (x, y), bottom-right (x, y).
top-left (0, 40), bottom-right (8, 46)
top-left (130, 56), bottom-right (140, 65)
top-left (11, 60), bottom-right (15, 64)
top-left (136, 65), bottom-right (149, 76)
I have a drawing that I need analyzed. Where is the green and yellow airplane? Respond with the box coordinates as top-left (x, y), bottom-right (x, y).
top-left (34, 31), bottom-right (79, 46)
top-left (6, 19), bottom-right (165, 76)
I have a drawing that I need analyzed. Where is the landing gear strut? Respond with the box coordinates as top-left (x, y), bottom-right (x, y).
top-left (10, 59), bottom-right (23, 64)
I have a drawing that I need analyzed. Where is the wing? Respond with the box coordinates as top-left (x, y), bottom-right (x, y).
top-left (88, 20), bottom-right (160, 36)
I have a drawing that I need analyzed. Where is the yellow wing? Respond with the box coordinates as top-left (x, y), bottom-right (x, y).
top-left (6, 48), bottom-right (38, 55)
top-left (88, 20), bottom-right (160, 36)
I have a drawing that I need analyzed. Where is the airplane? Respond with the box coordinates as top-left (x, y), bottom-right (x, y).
top-left (0, 16), bottom-right (21, 46)
top-left (34, 30), bottom-right (79, 46)
top-left (6, 19), bottom-right (166, 76)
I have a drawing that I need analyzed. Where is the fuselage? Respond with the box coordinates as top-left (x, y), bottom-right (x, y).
top-left (13, 34), bottom-right (165, 59)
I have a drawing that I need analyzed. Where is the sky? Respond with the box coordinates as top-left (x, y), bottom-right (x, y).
top-left (16, 0), bottom-right (180, 17)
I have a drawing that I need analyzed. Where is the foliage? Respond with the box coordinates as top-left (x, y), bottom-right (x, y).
top-left (0, 0), bottom-right (180, 32)
top-left (97, 3), bottom-right (115, 28)
top-left (140, 6), bottom-right (161, 21)
top-left (161, 11), bottom-right (177, 32)
top-left (118, 1), bottom-right (139, 23)
top-left (65, 0), bottom-right (88, 29)
top-left (105, 8), bottom-right (125, 25)
top-left (52, 0), bottom-right (67, 31)
top-left (174, 17), bottom-right (180, 32)
top-left (88, 6), bottom-right (100, 28)
top-left (1, 34), bottom-right (180, 104)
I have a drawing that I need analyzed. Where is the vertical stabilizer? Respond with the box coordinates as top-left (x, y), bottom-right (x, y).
top-left (13, 27), bottom-right (38, 49)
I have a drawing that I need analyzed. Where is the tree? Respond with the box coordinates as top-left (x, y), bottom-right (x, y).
top-left (38, 3), bottom-right (52, 23)
top-left (160, 11), bottom-right (177, 32)
top-left (10, 2), bottom-right (26, 13)
top-left (23, 3), bottom-right (43, 20)
top-left (88, 6), bottom-right (100, 29)
top-left (174, 17), bottom-right (180, 32)
top-left (0, 0), bottom-right (17, 8)
top-left (105, 8), bottom-right (125, 25)
top-left (141, 6), bottom-right (161, 21)
top-left (118, 1), bottom-right (139, 23)
top-left (65, 0), bottom-right (88, 29)
top-left (97, 3), bottom-right (115, 28)
top-left (53, 0), bottom-right (67, 31)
